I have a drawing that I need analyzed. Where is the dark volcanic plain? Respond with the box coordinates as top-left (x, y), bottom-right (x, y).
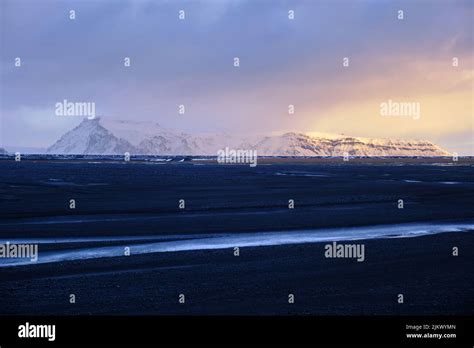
top-left (0, 157), bottom-right (473, 314)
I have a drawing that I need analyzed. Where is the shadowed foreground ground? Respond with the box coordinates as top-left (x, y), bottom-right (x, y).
top-left (0, 160), bottom-right (473, 315)
top-left (0, 232), bottom-right (472, 315)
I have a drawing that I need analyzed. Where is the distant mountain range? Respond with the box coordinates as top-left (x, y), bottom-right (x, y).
top-left (46, 118), bottom-right (451, 156)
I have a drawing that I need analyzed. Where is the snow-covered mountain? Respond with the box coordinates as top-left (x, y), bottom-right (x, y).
top-left (47, 118), bottom-right (451, 156)
top-left (254, 132), bottom-right (450, 156)
top-left (48, 118), bottom-right (243, 156)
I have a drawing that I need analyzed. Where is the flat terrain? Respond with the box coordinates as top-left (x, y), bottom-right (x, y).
top-left (0, 159), bottom-right (473, 314)
top-left (0, 232), bottom-right (472, 315)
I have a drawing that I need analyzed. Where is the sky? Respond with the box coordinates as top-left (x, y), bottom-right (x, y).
top-left (0, 0), bottom-right (473, 154)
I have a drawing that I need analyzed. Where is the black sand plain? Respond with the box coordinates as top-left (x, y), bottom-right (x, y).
top-left (0, 158), bottom-right (473, 315)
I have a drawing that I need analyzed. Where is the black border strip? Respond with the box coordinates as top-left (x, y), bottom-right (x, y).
top-left (0, 316), bottom-right (472, 346)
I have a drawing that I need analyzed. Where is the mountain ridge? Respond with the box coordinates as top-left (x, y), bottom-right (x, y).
top-left (47, 118), bottom-right (451, 156)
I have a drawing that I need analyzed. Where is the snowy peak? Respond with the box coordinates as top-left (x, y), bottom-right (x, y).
top-left (47, 118), bottom-right (136, 155)
top-left (47, 118), bottom-right (451, 156)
